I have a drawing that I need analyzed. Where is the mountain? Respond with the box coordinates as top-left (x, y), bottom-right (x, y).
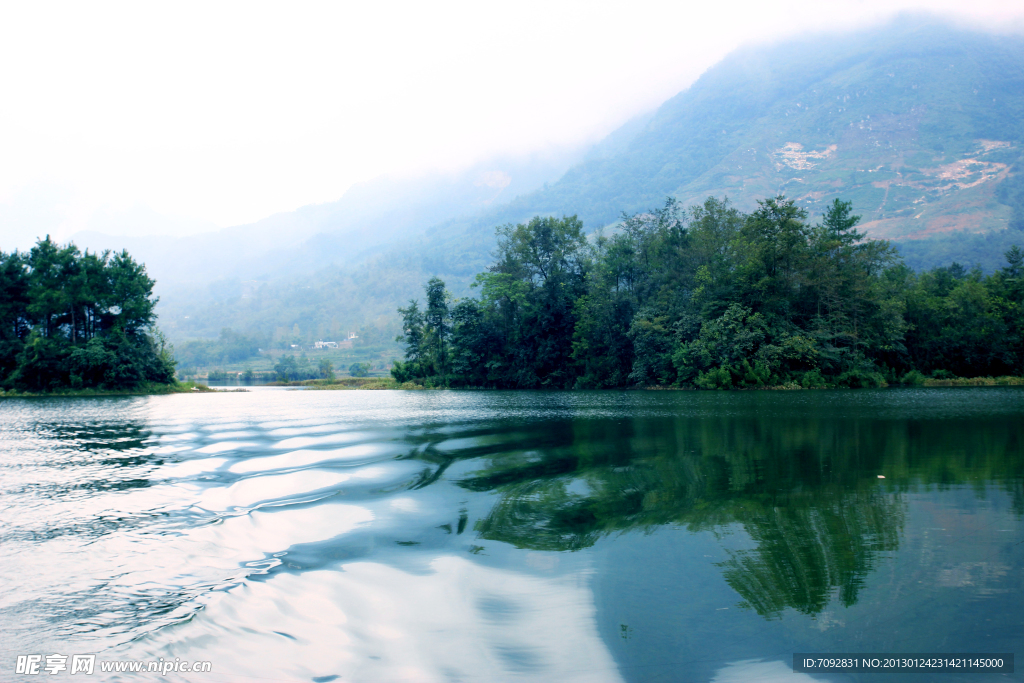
top-left (156, 16), bottom-right (1024, 343)
top-left (71, 148), bottom-right (584, 290)
top-left (430, 16), bottom-right (1024, 238)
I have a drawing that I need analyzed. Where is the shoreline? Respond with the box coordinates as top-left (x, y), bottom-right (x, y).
top-left (5, 376), bottom-right (1020, 397)
top-left (269, 376), bottom-right (1024, 391)
top-left (0, 381), bottom-right (215, 399)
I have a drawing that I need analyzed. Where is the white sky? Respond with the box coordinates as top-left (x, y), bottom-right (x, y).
top-left (1, 0), bottom-right (1022, 247)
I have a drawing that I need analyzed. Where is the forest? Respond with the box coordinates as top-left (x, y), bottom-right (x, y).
top-left (392, 196), bottom-right (1024, 389)
top-left (0, 238), bottom-right (176, 392)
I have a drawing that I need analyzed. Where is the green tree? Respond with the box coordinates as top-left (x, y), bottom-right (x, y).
top-left (734, 196), bottom-right (812, 318)
top-left (424, 277), bottom-right (451, 377)
top-left (392, 300), bottom-right (425, 382)
top-left (274, 354), bottom-right (298, 381)
top-left (0, 238), bottom-right (175, 391)
top-left (448, 299), bottom-right (501, 386)
top-left (477, 215), bottom-right (589, 387)
top-left (0, 251), bottom-right (29, 380)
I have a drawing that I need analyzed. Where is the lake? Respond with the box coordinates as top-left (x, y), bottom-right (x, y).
top-left (1, 388), bottom-right (1021, 682)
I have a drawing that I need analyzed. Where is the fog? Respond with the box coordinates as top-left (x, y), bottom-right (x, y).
top-left (2, 0), bottom-right (1023, 250)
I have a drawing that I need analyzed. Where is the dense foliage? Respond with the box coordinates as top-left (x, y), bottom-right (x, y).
top-left (0, 238), bottom-right (175, 391)
top-left (272, 354), bottom-right (337, 382)
top-left (393, 197), bottom-right (1024, 389)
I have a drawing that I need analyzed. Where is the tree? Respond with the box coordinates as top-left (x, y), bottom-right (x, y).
top-left (349, 362), bottom-right (371, 377)
top-left (734, 196), bottom-right (811, 318)
top-left (0, 251), bottom-right (29, 380)
top-left (477, 216), bottom-right (589, 387)
top-left (448, 299), bottom-right (500, 387)
top-left (274, 354), bottom-right (298, 381)
top-left (0, 238), bottom-right (175, 391)
top-left (424, 277), bottom-right (450, 377)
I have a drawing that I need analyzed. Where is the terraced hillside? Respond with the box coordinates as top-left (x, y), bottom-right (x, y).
top-left (491, 17), bottom-right (1024, 242)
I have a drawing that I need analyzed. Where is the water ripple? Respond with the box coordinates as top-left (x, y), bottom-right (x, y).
top-left (1, 388), bottom-right (1021, 681)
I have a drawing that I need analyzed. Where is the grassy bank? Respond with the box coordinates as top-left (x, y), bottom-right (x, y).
top-left (270, 377), bottom-right (425, 390)
top-left (649, 376), bottom-right (1024, 390)
top-left (919, 376), bottom-right (1024, 387)
top-left (272, 375), bottom-right (1024, 391)
top-left (0, 381), bottom-right (215, 398)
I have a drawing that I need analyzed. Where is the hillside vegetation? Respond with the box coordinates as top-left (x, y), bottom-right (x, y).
top-left (160, 18), bottom-right (1024, 353)
top-left (393, 198), bottom-right (1024, 389)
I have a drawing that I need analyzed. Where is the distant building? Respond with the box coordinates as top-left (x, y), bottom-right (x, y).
top-left (314, 340), bottom-right (339, 349)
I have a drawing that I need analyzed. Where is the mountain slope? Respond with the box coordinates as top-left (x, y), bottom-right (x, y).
top-left (424, 17), bottom-right (1024, 242)
top-left (161, 17), bottom-right (1024, 344)
top-left (72, 148), bottom-right (583, 291)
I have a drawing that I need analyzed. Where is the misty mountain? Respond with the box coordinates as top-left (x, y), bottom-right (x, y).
top-left (432, 16), bottom-right (1024, 237)
top-left (156, 16), bottom-right (1024, 343)
top-left (71, 148), bottom-right (585, 291)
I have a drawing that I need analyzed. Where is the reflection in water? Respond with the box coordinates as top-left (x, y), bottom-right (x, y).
top-left (464, 412), bottom-right (1022, 619)
top-left (717, 490), bottom-right (902, 618)
top-left (0, 389), bottom-right (1022, 682)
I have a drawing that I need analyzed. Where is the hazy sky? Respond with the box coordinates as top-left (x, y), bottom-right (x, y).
top-left (1, 0), bottom-right (1022, 247)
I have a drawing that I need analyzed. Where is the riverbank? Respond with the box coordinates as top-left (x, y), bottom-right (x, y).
top-left (267, 375), bottom-right (1024, 391)
top-left (748, 375), bottom-right (1024, 390)
top-left (0, 381), bottom-right (215, 398)
top-left (917, 376), bottom-right (1024, 387)
top-left (7, 376), bottom-right (1018, 396)
top-left (270, 377), bottom-right (423, 390)
top-left (639, 375), bottom-right (1024, 390)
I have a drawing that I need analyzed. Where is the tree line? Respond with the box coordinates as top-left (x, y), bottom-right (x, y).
top-left (0, 238), bottom-right (175, 391)
top-left (392, 196), bottom-right (1024, 389)
top-left (271, 355), bottom-right (373, 382)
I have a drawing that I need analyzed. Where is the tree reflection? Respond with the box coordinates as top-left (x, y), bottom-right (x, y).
top-left (457, 413), bottom-right (1021, 619)
top-left (716, 489), bottom-right (902, 618)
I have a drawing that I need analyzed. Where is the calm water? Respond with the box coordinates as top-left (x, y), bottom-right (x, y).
top-left (1, 388), bottom-right (1022, 682)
